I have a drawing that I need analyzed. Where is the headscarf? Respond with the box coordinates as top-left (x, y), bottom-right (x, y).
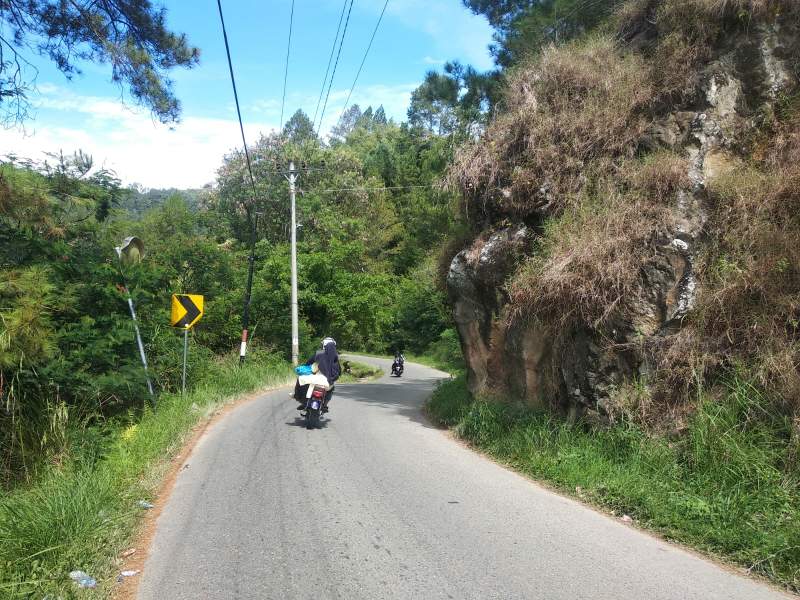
top-left (315, 337), bottom-right (340, 383)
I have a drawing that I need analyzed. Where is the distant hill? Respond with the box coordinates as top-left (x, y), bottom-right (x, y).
top-left (120, 186), bottom-right (211, 216)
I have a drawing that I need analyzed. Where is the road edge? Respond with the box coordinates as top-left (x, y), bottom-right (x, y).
top-left (112, 382), bottom-right (290, 600)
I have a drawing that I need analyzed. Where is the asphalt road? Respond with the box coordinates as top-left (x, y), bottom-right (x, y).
top-left (138, 356), bottom-right (792, 600)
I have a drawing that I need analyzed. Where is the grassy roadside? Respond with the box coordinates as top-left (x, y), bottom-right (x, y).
top-left (0, 351), bottom-right (292, 599)
top-left (338, 359), bottom-right (383, 383)
top-left (345, 350), bottom-right (464, 377)
top-left (427, 375), bottom-right (800, 593)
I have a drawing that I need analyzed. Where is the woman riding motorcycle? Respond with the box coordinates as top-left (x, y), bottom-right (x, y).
top-left (295, 337), bottom-right (340, 413)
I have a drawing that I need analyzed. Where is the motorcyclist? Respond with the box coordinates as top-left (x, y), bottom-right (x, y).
top-left (296, 337), bottom-right (340, 413)
top-left (392, 350), bottom-right (405, 374)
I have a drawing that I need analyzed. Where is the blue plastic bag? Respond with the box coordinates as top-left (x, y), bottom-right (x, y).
top-left (295, 364), bottom-right (313, 376)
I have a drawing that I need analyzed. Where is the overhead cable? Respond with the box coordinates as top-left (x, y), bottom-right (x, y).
top-left (313, 0), bottom-right (350, 128)
top-left (317, 0), bottom-right (356, 136)
top-left (305, 184), bottom-right (435, 194)
top-left (215, 0), bottom-right (257, 202)
top-left (337, 0), bottom-right (390, 123)
top-left (279, 0), bottom-right (296, 131)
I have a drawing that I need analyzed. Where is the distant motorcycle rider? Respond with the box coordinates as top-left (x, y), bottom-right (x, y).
top-left (392, 350), bottom-right (405, 375)
top-left (296, 337), bottom-right (340, 412)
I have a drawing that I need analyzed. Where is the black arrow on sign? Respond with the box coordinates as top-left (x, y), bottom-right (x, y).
top-left (176, 295), bottom-right (201, 328)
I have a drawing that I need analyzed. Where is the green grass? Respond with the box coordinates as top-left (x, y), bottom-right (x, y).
top-left (0, 350), bottom-right (292, 599)
top-left (345, 349), bottom-right (464, 377)
top-left (338, 359), bottom-right (383, 383)
top-left (427, 375), bottom-right (800, 592)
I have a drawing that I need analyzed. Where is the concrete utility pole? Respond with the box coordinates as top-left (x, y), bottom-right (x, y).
top-left (240, 210), bottom-right (258, 365)
top-left (288, 161), bottom-right (300, 366)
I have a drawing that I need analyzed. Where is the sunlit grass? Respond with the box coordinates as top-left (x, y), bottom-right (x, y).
top-left (0, 351), bottom-right (292, 599)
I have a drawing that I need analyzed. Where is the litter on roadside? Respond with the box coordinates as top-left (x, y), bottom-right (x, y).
top-left (69, 570), bottom-right (97, 588)
top-left (137, 500), bottom-right (154, 509)
top-left (121, 548), bottom-right (137, 558)
top-left (117, 569), bottom-right (141, 582)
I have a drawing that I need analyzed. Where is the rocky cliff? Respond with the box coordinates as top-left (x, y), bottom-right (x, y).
top-left (447, 1), bottom-right (800, 424)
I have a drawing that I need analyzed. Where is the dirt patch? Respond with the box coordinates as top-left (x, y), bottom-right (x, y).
top-left (112, 383), bottom-right (288, 600)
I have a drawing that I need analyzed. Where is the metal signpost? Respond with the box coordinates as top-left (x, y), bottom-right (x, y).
top-left (114, 236), bottom-right (155, 402)
top-left (171, 294), bottom-right (204, 395)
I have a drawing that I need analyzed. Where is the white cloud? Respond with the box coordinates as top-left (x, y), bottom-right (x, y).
top-left (0, 85), bottom-right (276, 189)
top-left (380, 0), bottom-right (494, 70)
top-left (0, 79), bottom-right (421, 188)
top-left (423, 56), bottom-right (446, 66)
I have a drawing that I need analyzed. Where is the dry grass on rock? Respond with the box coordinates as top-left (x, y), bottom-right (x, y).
top-left (449, 36), bottom-right (653, 222)
top-left (508, 152), bottom-right (688, 329)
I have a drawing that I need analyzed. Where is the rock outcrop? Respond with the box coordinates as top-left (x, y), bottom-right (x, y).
top-left (447, 15), bottom-right (798, 421)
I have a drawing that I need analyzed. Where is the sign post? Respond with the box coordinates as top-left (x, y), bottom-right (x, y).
top-left (171, 294), bottom-right (204, 395)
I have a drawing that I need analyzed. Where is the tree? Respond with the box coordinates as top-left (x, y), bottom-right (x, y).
top-left (283, 109), bottom-right (317, 143)
top-left (373, 105), bottom-right (387, 126)
top-left (463, 0), bottom-right (623, 66)
top-left (0, 0), bottom-right (199, 124)
top-left (331, 104), bottom-right (362, 143)
top-left (407, 62), bottom-right (497, 137)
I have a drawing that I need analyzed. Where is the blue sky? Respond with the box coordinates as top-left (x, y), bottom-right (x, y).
top-left (0, 0), bottom-right (493, 188)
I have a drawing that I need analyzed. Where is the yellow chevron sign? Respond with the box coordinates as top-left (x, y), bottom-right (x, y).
top-left (171, 294), bottom-right (204, 329)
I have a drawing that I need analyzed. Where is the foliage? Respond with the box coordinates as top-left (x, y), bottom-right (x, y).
top-left (0, 102), bottom-right (462, 483)
top-left (463, 0), bottom-right (625, 66)
top-left (0, 349), bottom-right (290, 599)
top-left (0, 0), bottom-right (199, 124)
top-left (407, 62), bottom-right (499, 137)
top-left (428, 374), bottom-right (800, 592)
top-left (338, 359), bottom-right (382, 383)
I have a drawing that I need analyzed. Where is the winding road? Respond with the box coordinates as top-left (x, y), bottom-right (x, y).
top-left (137, 356), bottom-right (791, 600)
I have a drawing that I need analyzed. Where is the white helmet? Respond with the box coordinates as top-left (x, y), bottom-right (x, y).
top-left (322, 337), bottom-right (336, 348)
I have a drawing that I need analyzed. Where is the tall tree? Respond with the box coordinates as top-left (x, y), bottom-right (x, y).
top-left (331, 104), bottom-right (363, 143)
top-left (0, 0), bottom-right (199, 124)
top-left (283, 109), bottom-right (317, 143)
top-left (407, 62), bottom-right (497, 137)
top-left (463, 0), bottom-right (623, 66)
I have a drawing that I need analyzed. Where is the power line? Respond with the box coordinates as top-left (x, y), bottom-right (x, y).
top-left (313, 0), bottom-right (349, 128)
top-left (317, 0), bottom-right (355, 136)
top-left (279, 0), bottom-right (296, 131)
top-left (338, 0), bottom-right (390, 123)
top-left (304, 184), bottom-right (435, 194)
top-left (215, 0), bottom-right (257, 202)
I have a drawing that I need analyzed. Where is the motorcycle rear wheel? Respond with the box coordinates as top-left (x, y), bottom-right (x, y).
top-left (306, 407), bottom-right (320, 429)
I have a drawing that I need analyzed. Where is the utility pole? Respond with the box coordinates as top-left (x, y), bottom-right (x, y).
top-left (240, 210), bottom-right (258, 364)
top-left (288, 161), bottom-right (300, 366)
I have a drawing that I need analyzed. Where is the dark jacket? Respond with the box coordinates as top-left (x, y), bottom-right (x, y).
top-left (306, 343), bottom-right (340, 384)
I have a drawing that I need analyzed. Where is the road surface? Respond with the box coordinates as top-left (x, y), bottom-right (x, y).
top-left (138, 356), bottom-right (791, 600)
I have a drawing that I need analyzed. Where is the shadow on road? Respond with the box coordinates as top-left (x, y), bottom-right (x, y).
top-left (338, 379), bottom-right (444, 430)
top-left (285, 415), bottom-right (331, 429)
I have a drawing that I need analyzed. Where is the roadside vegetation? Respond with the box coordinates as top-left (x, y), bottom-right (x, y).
top-left (0, 350), bottom-right (291, 599)
top-left (428, 376), bottom-right (800, 592)
top-left (338, 360), bottom-right (383, 383)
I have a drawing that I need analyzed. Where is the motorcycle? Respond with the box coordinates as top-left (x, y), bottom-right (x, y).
top-left (391, 358), bottom-right (404, 377)
top-left (304, 384), bottom-right (328, 429)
